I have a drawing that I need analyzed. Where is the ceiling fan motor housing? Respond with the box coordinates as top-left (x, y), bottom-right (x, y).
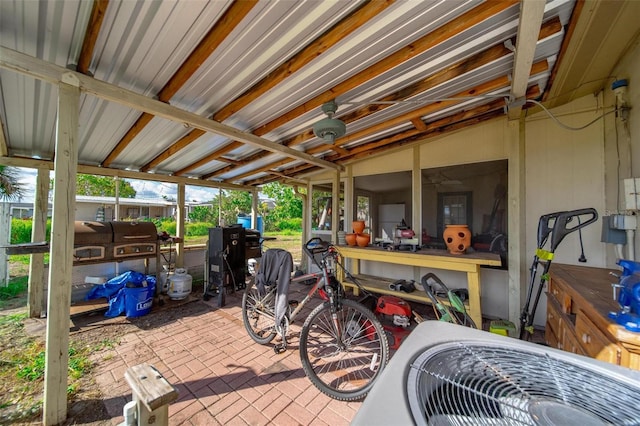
top-left (313, 100), bottom-right (346, 142)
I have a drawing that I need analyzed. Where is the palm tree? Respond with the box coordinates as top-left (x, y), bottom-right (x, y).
top-left (0, 165), bottom-right (24, 201)
top-left (1, 165), bottom-right (24, 286)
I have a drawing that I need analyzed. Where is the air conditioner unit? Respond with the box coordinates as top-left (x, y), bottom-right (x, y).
top-left (352, 322), bottom-right (640, 425)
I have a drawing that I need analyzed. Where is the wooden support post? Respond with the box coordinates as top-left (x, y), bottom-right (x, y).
top-left (175, 183), bottom-right (185, 268)
top-left (507, 118), bottom-right (526, 326)
top-left (0, 201), bottom-right (9, 286)
top-left (332, 170), bottom-right (340, 243)
top-left (27, 167), bottom-right (49, 317)
top-left (125, 363), bottom-right (179, 426)
top-left (43, 75), bottom-right (79, 426)
top-left (251, 188), bottom-right (258, 231)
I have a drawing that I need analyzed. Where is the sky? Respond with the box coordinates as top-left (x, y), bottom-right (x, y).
top-left (14, 167), bottom-right (221, 204)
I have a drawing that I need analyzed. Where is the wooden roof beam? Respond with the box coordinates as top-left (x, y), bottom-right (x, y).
top-left (326, 59), bottom-right (549, 150)
top-left (253, 0), bottom-right (518, 137)
top-left (228, 158), bottom-right (295, 182)
top-left (508, 0), bottom-right (546, 120)
top-left (77, 0), bottom-right (109, 74)
top-left (0, 155), bottom-right (251, 190)
top-left (173, 1), bottom-right (393, 178)
top-left (0, 47), bottom-right (340, 171)
top-left (223, 15), bottom-right (561, 173)
top-left (287, 84), bottom-right (541, 178)
top-left (213, 0), bottom-right (395, 122)
top-left (0, 119), bottom-right (8, 157)
top-left (141, 129), bottom-right (206, 172)
top-left (101, 1), bottom-right (258, 167)
top-left (174, 141), bottom-right (244, 176)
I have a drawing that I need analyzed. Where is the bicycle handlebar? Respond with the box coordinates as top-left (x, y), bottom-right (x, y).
top-left (304, 237), bottom-right (332, 255)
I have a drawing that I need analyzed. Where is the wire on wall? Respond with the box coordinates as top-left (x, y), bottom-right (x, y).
top-left (525, 99), bottom-right (617, 131)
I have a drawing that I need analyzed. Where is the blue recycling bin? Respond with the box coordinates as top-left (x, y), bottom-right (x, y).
top-left (237, 214), bottom-right (264, 236)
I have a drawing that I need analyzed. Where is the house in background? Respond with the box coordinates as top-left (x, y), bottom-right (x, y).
top-left (7, 197), bottom-right (212, 222)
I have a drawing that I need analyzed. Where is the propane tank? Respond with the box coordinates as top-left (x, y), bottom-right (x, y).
top-left (167, 268), bottom-right (192, 300)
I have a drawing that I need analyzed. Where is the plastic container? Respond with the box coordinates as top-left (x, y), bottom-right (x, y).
top-left (237, 214), bottom-right (264, 236)
top-left (124, 283), bottom-right (154, 317)
top-left (168, 268), bottom-right (192, 300)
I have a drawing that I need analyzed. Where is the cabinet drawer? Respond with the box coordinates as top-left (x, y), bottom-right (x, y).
top-left (548, 277), bottom-right (572, 313)
top-left (545, 324), bottom-right (560, 349)
top-left (546, 296), bottom-right (563, 339)
top-left (575, 312), bottom-right (620, 364)
top-left (562, 326), bottom-right (586, 356)
top-left (548, 278), bottom-right (563, 302)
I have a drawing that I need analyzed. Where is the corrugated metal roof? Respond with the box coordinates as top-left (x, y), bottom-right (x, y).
top-left (0, 0), bottom-right (595, 188)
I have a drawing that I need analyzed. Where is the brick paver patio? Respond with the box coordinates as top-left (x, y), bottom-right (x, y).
top-left (89, 285), bottom-right (364, 425)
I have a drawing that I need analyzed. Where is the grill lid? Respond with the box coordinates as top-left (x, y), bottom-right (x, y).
top-left (111, 221), bottom-right (158, 243)
top-left (74, 221), bottom-right (113, 245)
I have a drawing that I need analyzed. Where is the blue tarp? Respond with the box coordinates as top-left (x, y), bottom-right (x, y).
top-left (86, 271), bottom-right (156, 317)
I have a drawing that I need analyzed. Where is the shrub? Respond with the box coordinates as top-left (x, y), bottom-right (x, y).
top-left (185, 222), bottom-right (215, 236)
top-left (275, 218), bottom-right (302, 232)
top-left (156, 219), bottom-right (176, 235)
top-left (10, 219), bottom-right (51, 244)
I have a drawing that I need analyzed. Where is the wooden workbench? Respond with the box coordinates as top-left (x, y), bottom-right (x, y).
top-left (336, 245), bottom-right (502, 327)
top-left (547, 263), bottom-right (640, 369)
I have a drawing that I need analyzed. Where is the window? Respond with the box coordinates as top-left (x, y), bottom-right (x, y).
top-left (356, 195), bottom-right (370, 230)
top-left (438, 192), bottom-right (472, 237)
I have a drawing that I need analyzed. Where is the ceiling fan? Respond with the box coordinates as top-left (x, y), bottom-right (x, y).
top-left (311, 93), bottom-right (509, 144)
top-left (312, 100), bottom-right (346, 144)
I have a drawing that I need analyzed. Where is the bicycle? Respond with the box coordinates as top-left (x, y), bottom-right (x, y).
top-left (419, 272), bottom-right (476, 328)
top-left (241, 237), bottom-right (390, 401)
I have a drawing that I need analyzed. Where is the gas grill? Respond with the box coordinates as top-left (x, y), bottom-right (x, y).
top-left (73, 221), bottom-right (158, 264)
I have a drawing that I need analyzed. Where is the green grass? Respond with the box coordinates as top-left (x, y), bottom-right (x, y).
top-left (0, 277), bottom-right (29, 310)
top-left (0, 276), bottom-right (28, 299)
top-left (0, 310), bottom-right (120, 422)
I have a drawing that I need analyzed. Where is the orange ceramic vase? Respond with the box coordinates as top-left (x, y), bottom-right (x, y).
top-left (356, 233), bottom-right (370, 247)
top-left (443, 225), bottom-right (471, 255)
top-left (352, 220), bottom-right (365, 234)
top-left (345, 233), bottom-right (357, 246)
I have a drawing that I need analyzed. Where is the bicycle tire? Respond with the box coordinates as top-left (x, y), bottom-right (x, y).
top-left (299, 299), bottom-right (389, 401)
top-left (241, 280), bottom-right (278, 344)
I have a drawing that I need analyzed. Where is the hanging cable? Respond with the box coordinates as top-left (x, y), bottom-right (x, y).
top-left (577, 216), bottom-right (587, 263)
top-left (525, 99), bottom-right (617, 131)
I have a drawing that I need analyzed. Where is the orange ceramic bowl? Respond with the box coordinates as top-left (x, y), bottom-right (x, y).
top-left (356, 233), bottom-right (370, 247)
top-left (345, 233), bottom-right (357, 246)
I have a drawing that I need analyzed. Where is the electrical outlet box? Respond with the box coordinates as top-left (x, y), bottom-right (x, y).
top-left (624, 178), bottom-right (640, 210)
top-left (601, 216), bottom-right (627, 244)
top-left (612, 213), bottom-right (638, 230)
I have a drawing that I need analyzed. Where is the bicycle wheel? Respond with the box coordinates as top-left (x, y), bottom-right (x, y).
top-left (241, 280), bottom-right (277, 344)
top-left (299, 299), bottom-right (389, 401)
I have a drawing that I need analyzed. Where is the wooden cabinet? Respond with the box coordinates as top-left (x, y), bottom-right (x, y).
top-left (546, 263), bottom-right (640, 369)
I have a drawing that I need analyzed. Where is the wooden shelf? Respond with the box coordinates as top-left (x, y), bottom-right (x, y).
top-left (344, 273), bottom-right (469, 309)
top-left (336, 245), bottom-right (500, 327)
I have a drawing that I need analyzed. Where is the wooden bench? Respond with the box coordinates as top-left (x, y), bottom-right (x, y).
top-left (124, 363), bottom-right (179, 425)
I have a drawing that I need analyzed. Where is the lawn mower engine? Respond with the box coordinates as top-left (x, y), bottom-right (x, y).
top-left (375, 295), bottom-right (412, 350)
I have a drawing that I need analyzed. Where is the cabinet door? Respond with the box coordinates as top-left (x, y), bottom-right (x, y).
top-left (562, 326), bottom-right (586, 356)
top-left (575, 312), bottom-right (620, 365)
top-left (546, 296), bottom-right (563, 342)
top-left (545, 324), bottom-right (560, 349)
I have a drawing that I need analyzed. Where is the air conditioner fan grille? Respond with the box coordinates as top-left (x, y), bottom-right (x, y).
top-left (407, 343), bottom-right (640, 425)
